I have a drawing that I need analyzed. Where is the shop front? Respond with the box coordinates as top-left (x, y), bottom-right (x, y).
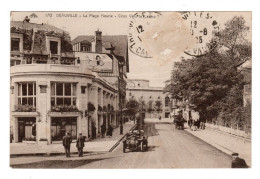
top-left (18, 117), bottom-right (36, 142)
top-left (51, 117), bottom-right (77, 141)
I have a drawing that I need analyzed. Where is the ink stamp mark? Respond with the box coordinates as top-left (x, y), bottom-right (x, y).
top-left (180, 11), bottom-right (220, 57)
top-left (128, 12), bottom-right (162, 58)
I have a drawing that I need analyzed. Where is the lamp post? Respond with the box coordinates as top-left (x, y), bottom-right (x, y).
top-left (118, 60), bottom-right (124, 135)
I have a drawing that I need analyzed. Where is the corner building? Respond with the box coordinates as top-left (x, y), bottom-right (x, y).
top-left (10, 20), bottom-right (128, 144)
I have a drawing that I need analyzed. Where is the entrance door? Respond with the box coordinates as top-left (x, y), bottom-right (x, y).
top-left (18, 117), bottom-right (36, 142)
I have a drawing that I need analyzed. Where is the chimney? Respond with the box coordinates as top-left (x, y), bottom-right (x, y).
top-left (95, 30), bottom-right (102, 53)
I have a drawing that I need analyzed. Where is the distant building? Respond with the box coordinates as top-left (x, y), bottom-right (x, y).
top-left (10, 19), bottom-right (128, 144)
top-left (126, 79), bottom-right (171, 118)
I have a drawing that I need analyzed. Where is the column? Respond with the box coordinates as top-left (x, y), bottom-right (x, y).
top-left (90, 85), bottom-right (98, 138)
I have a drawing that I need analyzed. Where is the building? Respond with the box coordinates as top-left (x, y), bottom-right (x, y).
top-left (10, 19), bottom-right (128, 144)
top-left (126, 79), bottom-right (171, 118)
top-left (72, 31), bottom-right (129, 131)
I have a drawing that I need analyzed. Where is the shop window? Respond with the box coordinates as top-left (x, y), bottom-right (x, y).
top-left (51, 117), bottom-right (77, 141)
top-left (17, 82), bottom-right (36, 107)
top-left (50, 41), bottom-right (58, 54)
top-left (11, 38), bottom-right (20, 51)
top-left (51, 82), bottom-right (77, 106)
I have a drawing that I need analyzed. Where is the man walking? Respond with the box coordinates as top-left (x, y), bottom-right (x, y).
top-left (231, 153), bottom-right (248, 168)
top-left (63, 132), bottom-right (72, 157)
top-left (76, 133), bottom-right (85, 157)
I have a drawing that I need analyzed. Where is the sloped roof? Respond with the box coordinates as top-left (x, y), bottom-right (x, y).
top-left (72, 35), bottom-right (129, 72)
top-left (11, 21), bottom-right (65, 34)
top-left (10, 21), bottom-right (73, 57)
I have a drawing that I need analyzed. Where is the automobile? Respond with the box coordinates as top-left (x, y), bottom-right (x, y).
top-left (123, 129), bottom-right (148, 153)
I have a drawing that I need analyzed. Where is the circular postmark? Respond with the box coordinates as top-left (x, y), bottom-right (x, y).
top-left (128, 12), bottom-right (162, 58)
top-left (180, 11), bottom-right (220, 57)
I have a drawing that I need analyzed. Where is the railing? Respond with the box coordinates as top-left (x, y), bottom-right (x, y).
top-left (205, 123), bottom-right (251, 139)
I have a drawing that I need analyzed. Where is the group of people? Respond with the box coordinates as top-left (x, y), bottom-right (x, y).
top-left (63, 132), bottom-right (85, 157)
top-left (63, 123), bottom-right (114, 157)
top-left (101, 124), bottom-right (113, 138)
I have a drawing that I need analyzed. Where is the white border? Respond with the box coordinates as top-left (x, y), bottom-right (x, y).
top-left (1, 1), bottom-right (259, 179)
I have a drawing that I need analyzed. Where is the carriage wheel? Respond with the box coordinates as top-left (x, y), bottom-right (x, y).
top-left (140, 141), bottom-right (144, 152)
top-left (123, 143), bottom-right (126, 153)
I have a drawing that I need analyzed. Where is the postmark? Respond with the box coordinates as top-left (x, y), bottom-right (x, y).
top-left (128, 12), bottom-right (162, 58)
top-left (180, 11), bottom-right (220, 57)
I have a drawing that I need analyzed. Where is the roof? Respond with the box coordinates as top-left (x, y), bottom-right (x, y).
top-left (10, 21), bottom-right (73, 57)
top-left (10, 21), bottom-right (65, 34)
top-left (72, 35), bottom-right (129, 72)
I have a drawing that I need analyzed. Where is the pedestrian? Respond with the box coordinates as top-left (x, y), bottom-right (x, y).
top-left (63, 132), bottom-right (72, 157)
top-left (231, 153), bottom-right (248, 168)
top-left (101, 123), bottom-right (106, 138)
top-left (159, 116), bottom-right (161, 120)
top-left (76, 133), bottom-right (85, 157)
top-left (107, 124), bottom-right (113, 137)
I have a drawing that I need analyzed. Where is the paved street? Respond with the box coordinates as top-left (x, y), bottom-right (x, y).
top-left (11, 119), bottom-right (232, 168)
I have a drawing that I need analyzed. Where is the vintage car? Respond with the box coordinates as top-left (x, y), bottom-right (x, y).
top-left (123, 130), bottom-right (148, 153)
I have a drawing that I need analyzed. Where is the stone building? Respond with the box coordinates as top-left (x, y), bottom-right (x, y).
top-left (10, 20), bottom-right (128, 144)
top-left (72, 31), bottom-right (128, 130)
top-left (126, 79), bottom-right (171, 118)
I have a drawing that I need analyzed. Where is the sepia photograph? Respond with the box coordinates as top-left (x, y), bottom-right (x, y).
top-left (9, 11), bottom-right (252, 169)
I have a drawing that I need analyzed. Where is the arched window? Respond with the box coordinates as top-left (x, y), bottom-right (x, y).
top-left (165, 97), bottom-right (170, 107)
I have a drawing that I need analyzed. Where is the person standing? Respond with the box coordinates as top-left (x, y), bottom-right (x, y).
top-left (76, 133), bottom-right (85, 157)
top-left (63, 132), bottom-right (72, 157)
top-left (101, 123), bottom-right (106, 138)
top-left (231, 153), bottom-right (248, 168)
top-left (107, 124), bottom-right (113, 137)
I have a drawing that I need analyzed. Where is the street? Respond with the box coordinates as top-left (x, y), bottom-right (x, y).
top-left (11, 120), bottom-right (232, 168)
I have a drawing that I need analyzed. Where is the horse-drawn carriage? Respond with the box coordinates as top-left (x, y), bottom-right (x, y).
top-left (123, 129), bottom-right (148, 153)
top-left (173, 115), bottom-right (186, 130)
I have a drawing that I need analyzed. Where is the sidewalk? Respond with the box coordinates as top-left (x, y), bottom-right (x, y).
top-left (10, 121), bottom-right (136, 157)
top-left (184, 124), bottom-right (251, 167)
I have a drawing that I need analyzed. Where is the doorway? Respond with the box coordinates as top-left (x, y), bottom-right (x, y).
top-left (18, 117), bottom-right (36, 142)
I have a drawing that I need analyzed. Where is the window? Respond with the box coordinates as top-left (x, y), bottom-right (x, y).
top-left (17, 83), bottom-right (36, 107)
top-left (50, 41), bottom-right (58, 54)
top-left (11, 38), bottom-right (20, 51)
top-left (51, 82), bottom-right (76, 106)
top-left (165, 97), bottom-right (170, 107)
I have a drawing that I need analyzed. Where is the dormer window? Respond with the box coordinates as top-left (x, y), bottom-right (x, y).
top-left (50, 41), bottom-right (58, 54)
top-left (11, 38), bottom-right (20, 51)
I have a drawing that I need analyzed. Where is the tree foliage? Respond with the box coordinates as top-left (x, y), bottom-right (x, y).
top-left (165, 16), bottom-right (251, 130)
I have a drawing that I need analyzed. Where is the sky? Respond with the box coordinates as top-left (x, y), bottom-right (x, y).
top-left (11, 11), bottom-right (251, 87)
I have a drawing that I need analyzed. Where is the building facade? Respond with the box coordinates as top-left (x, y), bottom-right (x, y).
top-left (10, 19), bottom-right (128, 144)
top-left (126, 79), bottom-right (171, 118)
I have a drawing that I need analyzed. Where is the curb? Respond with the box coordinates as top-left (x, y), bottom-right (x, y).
top-left (10, 151), bottom-right (106, 158)
top-left (108, 124), bottom-right (137, 152)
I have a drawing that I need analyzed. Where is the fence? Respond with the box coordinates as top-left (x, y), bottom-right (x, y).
top-left (205, 123), bottom-right (251, 139)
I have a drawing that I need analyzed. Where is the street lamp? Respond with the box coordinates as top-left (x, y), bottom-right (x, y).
top-left (118, 59), bottom-right (124, 135)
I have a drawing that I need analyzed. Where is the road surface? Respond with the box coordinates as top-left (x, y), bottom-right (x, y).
top-left (11, 122), bottom-right (232, 168)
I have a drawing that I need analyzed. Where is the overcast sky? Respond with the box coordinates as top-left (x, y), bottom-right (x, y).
top-left (11, 11), bottom-right (251, 87)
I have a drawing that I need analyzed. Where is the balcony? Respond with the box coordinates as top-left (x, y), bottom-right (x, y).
top-left (10, 61), bottom-right (93, 77)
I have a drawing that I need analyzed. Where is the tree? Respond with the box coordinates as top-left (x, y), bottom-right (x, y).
top-left (139, 98), bottom-right (146, 112)
top-left (155, 100), bottom-right (163, 114)
top-left (165, 16), bottom-right (251, 129)
top-left (125, 99), bottom-right (139, 117)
